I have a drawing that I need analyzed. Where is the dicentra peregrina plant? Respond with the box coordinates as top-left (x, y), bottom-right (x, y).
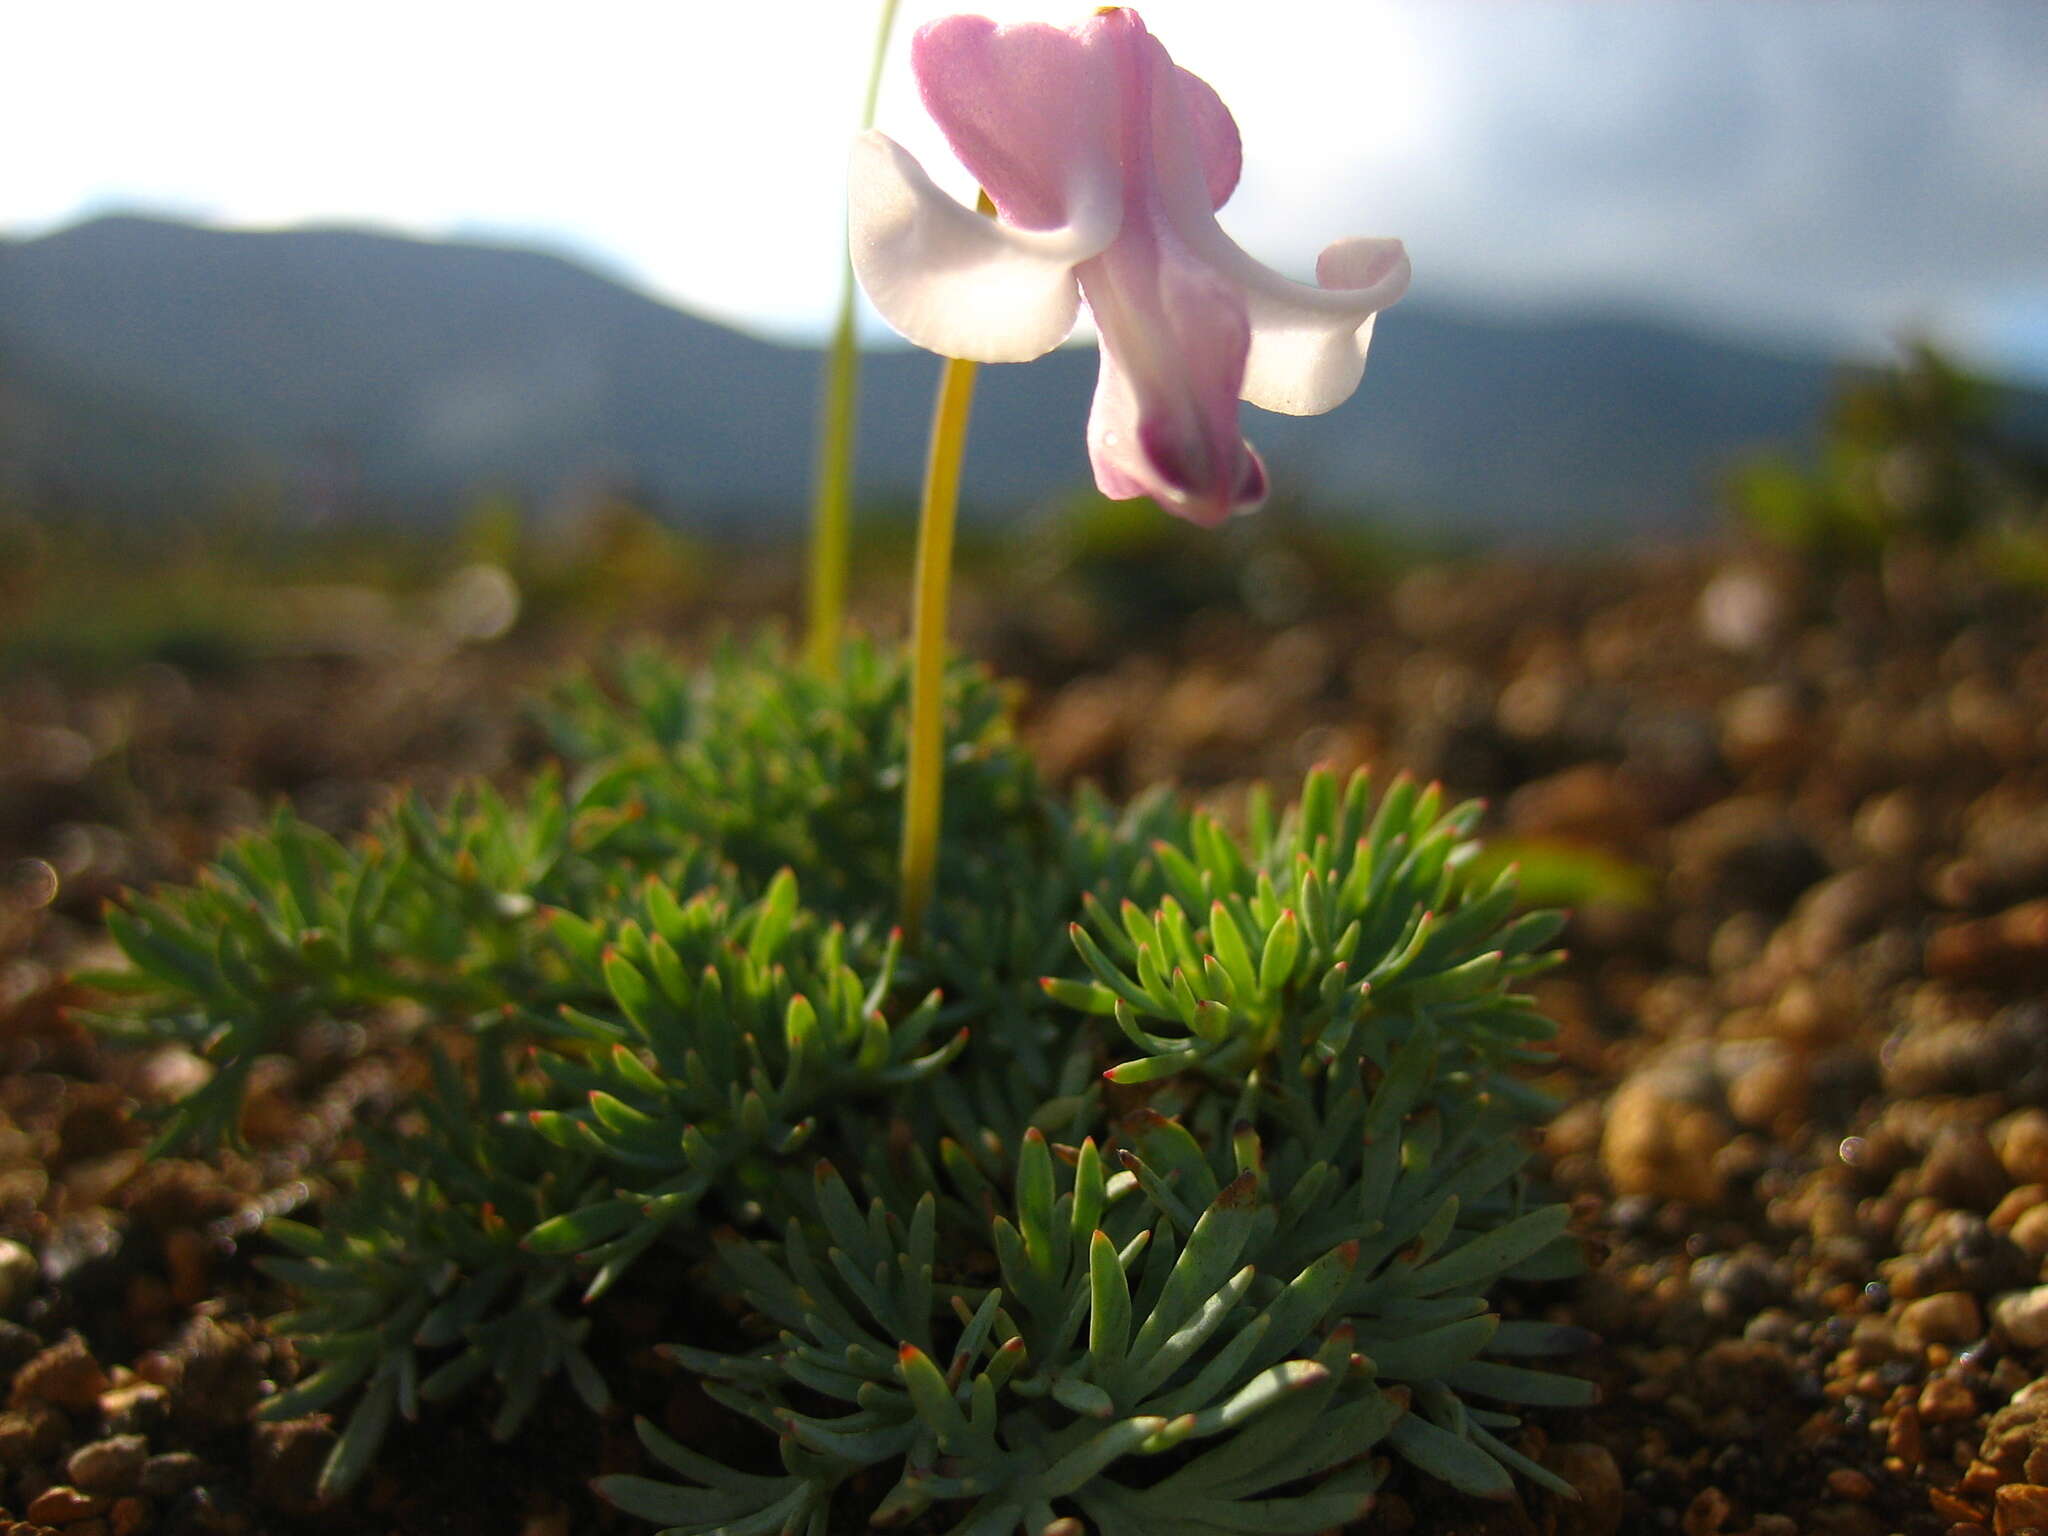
top-left (89, 11), bottom-right (1592, 1534)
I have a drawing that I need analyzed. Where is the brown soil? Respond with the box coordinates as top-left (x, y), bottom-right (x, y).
top-left (3, 539), bottom-right (2046, 1536)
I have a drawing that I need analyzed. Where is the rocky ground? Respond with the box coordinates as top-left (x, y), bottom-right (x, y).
top-left (2, 536), bottom-right (2046, 1536)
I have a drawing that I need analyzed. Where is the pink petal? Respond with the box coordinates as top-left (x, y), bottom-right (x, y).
top-left (1080, 224), bottom-right (1265, 527)
top-left (1086, 335), bottom-right (1267, 526)
top-left (911, 14), bottom-right (1121, 233)
top-left (1068, 9), bottom-right (1265, 525)
top-left (849, 131), bottom-right (1112, 363)
top-left (1175, 65), bottom-right (1242, 211)
top-left (1222, 234), bottom-right (1412, 417)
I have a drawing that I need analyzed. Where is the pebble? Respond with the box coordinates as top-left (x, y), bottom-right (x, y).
top-left (1919, 1374), bottom-right (1980, 1423)
top-left (1826, 1467), bottom-right (1874, 1500)
top-left (1887, 1212), bottom-right (2031, 1299)
top-left (26, 1485), bottom-right (110, 1524)
top-left (1992, 1185), bottom-right (2048, 1233)
top-left (136, 1453), bottom-right (204, 1500)
top-left (1923, 1129), bottom-right (2011, 1211)
top-left (1887, 1400), bottom-right (1925, 1464)
top-left (1928, 899), bottom-right (2048, 988)
top-left (9, 1334), bottom-right (110, 1412)
top-left (0, 1319), bottom-right (39, 1378)
top-left (95, 1382), bottom-right (168, 1437)
top-left (2012, 1204), bottom-right (2048, 1263)
top-left (1995, 1483), bottom-right (2048, 1536)
top-left (1724, 1043), bottom-right (1808, 1133)
top-left (1994, 1286), bottom-right (2048, 1349)
top-left (1967, 1389), bottom-right (2048, 1490)
top-left (1600, 1051), bottom-right (1732, 1206)
top-left (1681, 1485), bottom-right (1733, 1535)
top-left (1999, 1112), bottom-right (2048, 1187)
top-left (0, 1238), bottom-right (35, 1317)
top-left (66, 1436), bottom-right (147, 1496)
top-left (1883, 1003), bottom-right (2048, 1101)
top-left (1545, 1441), bottom-right (1623, 1536)
top-left (0, 1401), bottom-right (67, 1460)
top-left (246, 1417), bottom-right (334, 1519)
top-left (1897, 1291), bottom-right (1985, 1348)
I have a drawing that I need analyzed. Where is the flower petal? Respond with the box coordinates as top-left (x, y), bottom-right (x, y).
top-left (849, 131), bottom-right (1114, 363)
top-left (1082, 239), bottom-right (1266, 528)
top-left (1175, 65), bottom-right (1242, 210)
top-left (912, 14), bottom-right (1121, 232)
top-left (1087, 344), bottom-right (1267, 526)
top-left (1227, 236), bottom-right (1412, 417)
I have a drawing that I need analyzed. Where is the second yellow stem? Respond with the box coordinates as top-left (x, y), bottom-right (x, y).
top-left (898, 347), bottom-right (980, 941)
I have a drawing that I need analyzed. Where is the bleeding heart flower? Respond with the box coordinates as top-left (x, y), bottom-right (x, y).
top-left (849, 6), bottom-right (1409, 526)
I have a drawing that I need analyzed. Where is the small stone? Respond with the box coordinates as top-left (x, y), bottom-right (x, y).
top-left (0, 1318), bottom-right (40, 1377)
top-left (1601, 1049), bottom-right (1731, 1206)
top-left (1923, 1128), bottom-right (2011, 1211)
top-left (1933, 1487), bottom-right (1991, 1526)
top-left (1898, 1291), bottom-right (1986, 1348)
top-left (1682, 1486), bottom-right (1733, 1535)
top-left (1725, 1044), bottom-right (1808, 1133)
top-left (1806, 1500), bottom-right (1887, 1536)
top-left (1995, 1286), bottom-right (2048, 1349)
top-left (1883, 1003), bottom-right (2048, 1102)
top-left (1996, 1483), bottom-right (2048, 1536)
top-left (27, 1485), bottom-right (111, 1524)
top-left (1919, 1373), bottom-right (1980, 1424)
top-left (1994, 1185), bottom-right (2048, 1233)
top-left (9, 1334), bottom-right (110, 1412)
top-left (2000, 1112), bottom-right (2048, 1187)
top-left (1969, 1391), bottom-right (2048, 1489)
top-left (1827, 1467), bottom-right (1874, 1500)
top-left (136, 1453), bottom-right (204, 1500)
top-left (0, 1401), bottom-right (68, 1460)
top-left (0, 1238), bottom-right (36, 1317)
top-left (247, 1417), bottom-right (335, 1518)
top-left (66, 1436), bottom-right (148, 1496)
top-left (2015, 1205), bottom-right (2048, 1264)
top-left (1545, 1442), bottom-right (1623, 1536)
top-left (1848, 1315), bottom-right (1905, 1367)
top-left (108, 1496), bottom-right (153, 1536)
top-left (96, 1381), bottom-right (169, 1437)
top-left (1887, 1400), bottom-right (1926, 1465)
top-left (1696, 563), bottom-right (1784, 652)
top-left (1929, 899), bottom-right (2048, 988)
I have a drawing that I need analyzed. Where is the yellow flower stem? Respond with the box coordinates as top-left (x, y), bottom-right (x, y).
top-left (803, 0), bottom-right (904, 677)
top-left (898, 311), bottom-right (984, 942)
top-left (803, 293), bottom-right (861, 676)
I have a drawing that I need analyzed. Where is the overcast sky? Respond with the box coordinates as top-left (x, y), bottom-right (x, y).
top-left (8, 1), bottom-right (2046, 377)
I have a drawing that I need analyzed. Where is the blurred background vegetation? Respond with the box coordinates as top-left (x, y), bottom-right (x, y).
top-left (3, 343), bottom-right (2042, 686)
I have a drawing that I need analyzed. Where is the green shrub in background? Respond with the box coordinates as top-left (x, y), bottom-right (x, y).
top-left (1731, 342), bottom-right (2048, 573)
top-left (87, 640), bottom-right (1587, 1535)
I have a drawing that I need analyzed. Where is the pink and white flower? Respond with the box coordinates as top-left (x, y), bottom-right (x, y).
top-left (849, 6), bottom-right (1409, 526)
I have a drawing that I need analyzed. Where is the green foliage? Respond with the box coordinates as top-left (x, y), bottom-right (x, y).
top-left (1731, 342), bottom-right (2048, 566)
top-left (255, 1047), bottom-right (610, 1500)
top-left (92, 638), bottom-right (1584, 1528)
top-left (999, 490), bottom-right (1425, 641)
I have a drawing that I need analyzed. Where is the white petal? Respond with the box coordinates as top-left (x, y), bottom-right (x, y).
top-left (1222, 236), bottom-right (1411, 417)
top-left (848, 131), bottom-right (1117, 364)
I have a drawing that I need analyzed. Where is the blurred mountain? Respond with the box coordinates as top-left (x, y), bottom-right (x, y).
top-left (2, 213), bottom-right (2025, 540)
